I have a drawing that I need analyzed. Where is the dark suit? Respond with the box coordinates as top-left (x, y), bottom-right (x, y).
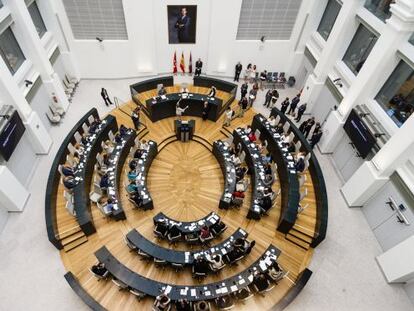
top-left (234, 63), bottom-right (242, 81)
top-left (195, 61), bottom-right (202, 76)
top-left (175, 15), bottom-right (190, 43)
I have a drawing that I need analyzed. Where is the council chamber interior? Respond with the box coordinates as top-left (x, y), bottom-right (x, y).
top-left (0, 0), bottom-right (414, 310)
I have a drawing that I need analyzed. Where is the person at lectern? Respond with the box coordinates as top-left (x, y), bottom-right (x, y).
top-left (195, 58), bottom-right (203, 76)
top-left (175, 7), bottom-right (191, 43)
top-left (202, 101), bottom-right (210, 121)
top-left (176, 99), bottom-right (189, 120)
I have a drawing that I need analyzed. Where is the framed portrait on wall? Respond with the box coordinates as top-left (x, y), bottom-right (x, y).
top-left (167, 5), bottom-right (197, 44)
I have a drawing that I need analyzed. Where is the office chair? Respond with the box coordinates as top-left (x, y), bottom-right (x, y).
top-left (235, 287), bottom-right (253, 303)
top-left (137, 249), bottom-right (152, 261)
top-left (124, 236), bottom-right (137, 251)
top-left (167, 231), bottom-right (181, 245)
top-left (89, 268), bottom-right (109, 281)
top-left (129, 289), bottom-right (146, 301)
top-left (185, 233), bottom-right (199, 247)
top-left (112, 278), bottom-right (128, 290)
top-left (171, 262), bottom-right (184, 272)
top-left (154, 258), bottom-right (168, 270)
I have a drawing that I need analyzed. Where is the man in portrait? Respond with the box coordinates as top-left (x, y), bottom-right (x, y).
top-left (174, 7), bottom-right (191, 43)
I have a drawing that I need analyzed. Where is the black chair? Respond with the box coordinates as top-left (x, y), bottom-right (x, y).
top-left (215, 295), bottom-right (235, 310)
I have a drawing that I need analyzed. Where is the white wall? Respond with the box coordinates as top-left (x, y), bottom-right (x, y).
top-left (52, 0), bottom-right (313, 79)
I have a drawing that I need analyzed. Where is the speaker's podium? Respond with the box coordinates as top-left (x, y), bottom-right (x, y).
top-left (175, 120), bottom-right (195, 142)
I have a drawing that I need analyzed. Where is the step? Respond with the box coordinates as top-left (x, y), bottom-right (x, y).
top-left (292, 223), bottom-right (315, 238)
top-left (61, 231), bottom-right (86, 246)
top-left (138, 129), bottom-right (149, 140)
top-left (290, 228), bottom-right (314, 244)
top-left (285, 234), bottom-right (310, 251)
top-left (220, 129), bottom-right (231, 138)
top-left (63, 235), bottom-right (88, 252)
top-left (56, 226), bottom-right (82, 240)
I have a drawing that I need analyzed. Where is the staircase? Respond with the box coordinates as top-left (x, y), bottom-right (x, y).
top-left (285, 228), bottom-right (313, 250)
top-left (57, 227), bottom-right (88, 252)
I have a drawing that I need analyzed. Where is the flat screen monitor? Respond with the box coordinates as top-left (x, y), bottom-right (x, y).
top-left (343, 109), bottom-right (376, 159)
top-left (0, 111), bottom-right (26, 161)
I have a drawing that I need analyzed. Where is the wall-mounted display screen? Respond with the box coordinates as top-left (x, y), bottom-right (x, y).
top-left (343, 109), bottom-right (376, 159)
top-left (168, 5), bottom-right (197, 44)
top-left (0, 111), bottom-right (26, 161)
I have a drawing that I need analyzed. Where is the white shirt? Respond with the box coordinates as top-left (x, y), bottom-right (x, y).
top-left (282, 135), bottom-right (290, 144)
top-left (176, 106), bottom-right (187, 116)
top-left (225, 110), bottom-right (233, 120)
top-left (269, 118), bottom-right (277, 127)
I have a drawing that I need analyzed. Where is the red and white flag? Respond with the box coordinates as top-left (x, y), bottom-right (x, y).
top-left (180, 52), bottom-right (185, 73)
top-left (188, 52), bottom-right (193, 74)
top-left (173, 51), bottom-right (177, 74)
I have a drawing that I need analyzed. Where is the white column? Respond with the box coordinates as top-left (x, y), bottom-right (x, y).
top-left (320, 0), bottom-right (414, 153)
top-left (0, 60), bottom-right (52, 154)
top-left (5, 0), bottom-right (70, 111)
top-left (300, 0), bottom-right (363, 111)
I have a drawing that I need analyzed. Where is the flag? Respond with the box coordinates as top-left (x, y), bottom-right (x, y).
top-left (173, 51), bottom-right (177, 74)
top-left (188, 52), bottom-right (193, 74)
top-left (180, 52), bottom-right (185, 73)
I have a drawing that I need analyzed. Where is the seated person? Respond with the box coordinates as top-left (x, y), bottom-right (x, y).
top-left (275, 123), bottom-right (284, 134)
top-left (245, 125), bottom-right (252, 135)
top-left (72, 152), bottom-right (80, 166)
top-left (199, 225), bottom-right (211, 242)
top-left (91, 262), bottom-right (107, 277)
top-left (175, 299), bottom-right (193, 311)
top-left (262, 153), bottom-right (272, 165)
top-left (194, 301), bottom-right (210, 311)
top-left (259, 190), bottom-right (273, 213)
top-left (140, 139), bottom-right (150, 151)
top-left (153, 293), bottom-right (171, 311)
top-left (100, 173), bottom-right (110, 189)
top-left (127, 169), bottom-right (138, 181)
top-left (267, 262), bottom-right (284, 281)
top-left (129, 159), bottom-right (138, 170)
top-left (225, 244), bottom-right (244, 264)
top-left (63, 176), bottom-right (78, 190)
top-left (208, 86), bottom-right (217, 98)
top-left (230, 154), bottom-right (241, 166)
top-left (114, 133), bottom-right (122, 144)
top-left (61, 164), bottom-right (75, 177)
top-left (233, 190), bottom-right (245, 199)
top-left (102, 140), bottom-right (114, 154)
top-left (210, 220), bottom-right (226, 235)
top-left (252, 271), bottom-right (270, 292)
top-left (281, 132), bottom-right (291, 145)
top-left (119, 124), bottom-right (129, 137)
top-left (257, 142), bottom-right (265, 154)
top-left (268, 116), bottom-right (278, 127)
top-left (287, 141), bottom-right (296, 153)
top-left (74, 143), bottom-right (85, 155)
top-left (154, 219), bottom-right (169, 237)
top-left (234, 237), bottom-right (250, 252)
top-left (215, 295), bottom-right (234, 309)
top-left (235, 287), bottom-right (251, 300)
top-left (208, 254), bottom-right (225, 271)
top-left (168, 224), bottom-right (181, 239)
top-left (133, 148), bottom-right (144, 159)
top-left (193, 256), bottom-right (210, 275)
top-left (248, 131), bottom-right (257, 142)
top-left (264, 163), bottom-right (272, 176)
top-left (129, 191), bottom-right (143, 207)
top-left (88, 117), bottom-right (101, 134)
top-left (81, 133), bottom-right (88, 146)
top-left (102, 153), bottom-right (110, 167)
top-left (158, 85), bottom-right (167, 96)
top-left (105, 198), bottom-right (115, 212)
top-left (180, 86), bottom-right (189, 93)
top-left (236, 167), bottom-right (247, 182)
top-left (127, 180), bottom-right (138, 193)
top-left (295, 152), bottom-right (306, 173)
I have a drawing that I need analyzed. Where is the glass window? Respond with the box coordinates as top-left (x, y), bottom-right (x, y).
top-left (0, 1), bottom-right (3, 9)
top-left (375, 61), bottom-right (414, 127)
top-left (0, 28), bottom-right (26, 74)
top-left (409, 33), bottom-right (414, 46)
top-left (28, 1), bottom-right (47, 38)
top-left (364, 0), bottom-right (395, 22)
top-left (342, 24), bottom-right (378, 75)
top-left (317, 0), bottom-right (342, 41)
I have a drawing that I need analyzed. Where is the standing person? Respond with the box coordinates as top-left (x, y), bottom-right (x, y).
top-left (264, 89), bottom-right (273, 108)
top-left (280, 97), bottom-right (290, 114)
top-left (248, 87), bottom-right (257, 108)
top-left (250, 65), bottom-right (257, 83)
top-left (202, 101), bottom-right (210, 121)
top-left (234, 62), bottom-right (242, 81)
top-left (174, 7), bottom-right (190, 43)
top-left (288, 94), bottom-right (300, 116)
top-left (295, 103), bottom-right (307, 122)
top-left (131, 107), bottom-right (141, 130)
top-left (195, 58), bottom-right (203, 76)
top-left (299, 119), bottom-right (309, 133)
top-left (238, 96), bottom-right (248, 117)
top-left (303, 117), bottom-right (315, 138)
top-left (176, 99), bottom-right (189, 121)
top-left (240, 82), bottom-right (248, 98)
top-left (259, 70), bottom-right (267, 90)
top-left (244, 64), bottom-right (252, 82)
top-left (100, 88), bottom-right (113, 106)
top-left (271, 89), bottom-right (279, 107)
top-left (310, 129), bottom-right (323, 149)
top-left (223, 107), bottom-right (233, 127)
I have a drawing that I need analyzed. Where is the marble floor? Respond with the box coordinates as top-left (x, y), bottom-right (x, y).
top-left (0, 74), bottom-right (412, 311)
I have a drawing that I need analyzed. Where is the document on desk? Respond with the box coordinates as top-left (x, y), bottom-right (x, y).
top-left (191, 289), bottom-right (196, 297)
top-left (160, 95), bottom-right (167, 100)
top-left (259, 261), bottom-right (267, 271)
top-left (180, 287), bottom-right (188, 295)
top-left (230, 285), bottom-right (238, 292)
top-left (165, 285), bottom-right (172, 294)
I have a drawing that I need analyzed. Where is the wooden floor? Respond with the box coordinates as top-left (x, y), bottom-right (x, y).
top-left (58, 90), bottom-right (317, 311)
